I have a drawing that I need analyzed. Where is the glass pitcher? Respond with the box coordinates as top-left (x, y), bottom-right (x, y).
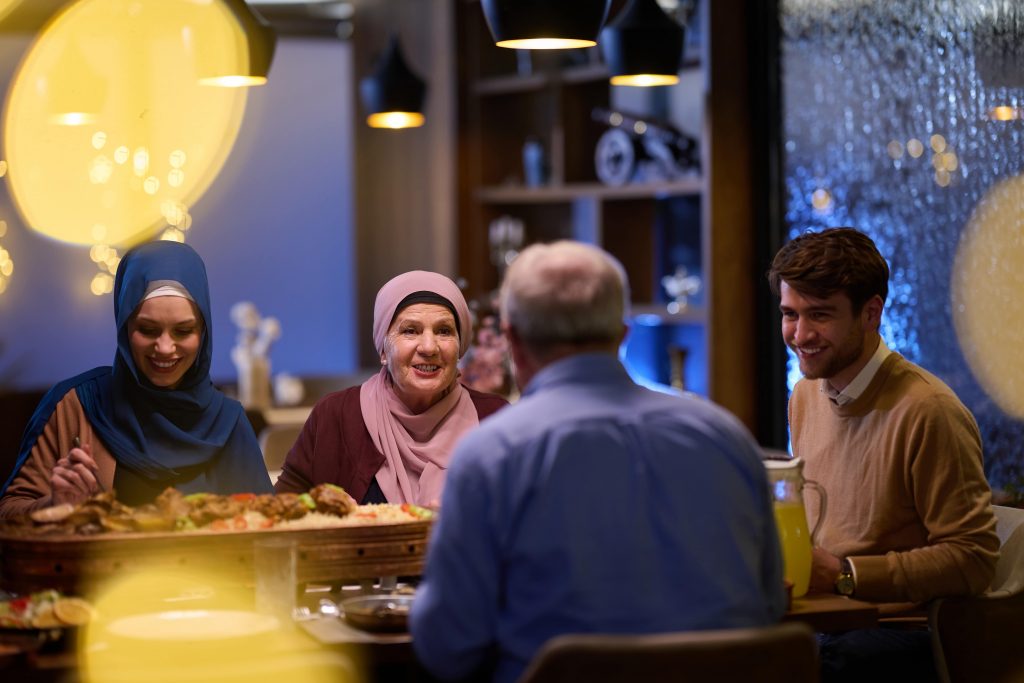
top-left (764, 457), bottom-right (827, 598)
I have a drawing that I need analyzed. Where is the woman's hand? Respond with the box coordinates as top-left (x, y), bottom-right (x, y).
top-left (51, 441), bottom-right (102, 506)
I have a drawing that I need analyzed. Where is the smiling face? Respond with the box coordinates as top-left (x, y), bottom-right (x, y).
top-left (382, 303), bottom-right (460, 413)
top-left (127, 296), bottom-right (203, 390)
top-left (779, 281), bottom-right (882, 391)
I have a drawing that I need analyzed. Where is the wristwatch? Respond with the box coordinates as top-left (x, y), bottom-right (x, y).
top-left (835, 557), bottom-right (856, 596)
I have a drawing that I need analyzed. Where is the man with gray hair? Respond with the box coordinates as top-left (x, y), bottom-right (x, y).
top-left (410, 241), bottom-right (786, 683)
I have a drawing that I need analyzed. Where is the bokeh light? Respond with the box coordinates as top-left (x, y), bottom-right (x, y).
top-left (952, 175), bottom-right (1024, 419)
top-left (3, 0), bottom-right (251, 246)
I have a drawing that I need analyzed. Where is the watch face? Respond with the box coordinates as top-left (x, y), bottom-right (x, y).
top-left (835, 573), bottom-right (855, 596)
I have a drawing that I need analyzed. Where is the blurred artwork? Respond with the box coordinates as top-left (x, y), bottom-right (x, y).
top-left (230, 301), bottom-right (280, 410)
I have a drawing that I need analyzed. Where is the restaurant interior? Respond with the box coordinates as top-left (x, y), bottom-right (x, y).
top-left (0, 0), bottom-right (1023, 681)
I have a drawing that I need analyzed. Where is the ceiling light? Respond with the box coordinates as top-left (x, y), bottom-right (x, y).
top-left (480, 0), bottom-right (611, 50)
top-left (359, 34), bottom-right (427, 129)
top-left (600, 0), bottom-right (684, 86)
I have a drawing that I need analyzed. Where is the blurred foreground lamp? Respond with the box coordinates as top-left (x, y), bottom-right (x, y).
top-left (600, 0), bottom-right (684, 86)
top-left (199, 0), bottom-right (277, 87)
top-left (973, 2), bottom-right (1024, 120)
top-left (481, 0), bottom-right (611, 49)
top-left (359, 34), bottom-right (426, 129)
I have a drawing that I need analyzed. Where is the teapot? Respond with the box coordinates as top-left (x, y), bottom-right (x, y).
top-left (764, 457), bottom-right (827, 598)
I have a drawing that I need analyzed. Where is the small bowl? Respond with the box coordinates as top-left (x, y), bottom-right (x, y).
top-left (341, 595), bottom-right (414, 633)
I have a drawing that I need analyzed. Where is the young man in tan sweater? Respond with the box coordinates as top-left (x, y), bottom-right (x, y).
top-left (768, 227), bottom-right (998, 682)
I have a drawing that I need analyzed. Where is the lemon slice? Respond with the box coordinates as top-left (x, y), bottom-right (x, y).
top-left (53, 598), bottom-right (96, 626)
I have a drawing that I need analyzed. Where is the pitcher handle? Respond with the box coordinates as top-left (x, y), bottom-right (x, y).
top-left (803, 479), bottom-right (828, 545)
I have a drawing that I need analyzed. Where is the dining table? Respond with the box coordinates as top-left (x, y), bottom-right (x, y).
top-left (1, 587), bottom-right (889, 682)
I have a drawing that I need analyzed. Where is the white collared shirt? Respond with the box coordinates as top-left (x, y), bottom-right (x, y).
top-left (821, 337), bottom-right (892, 406)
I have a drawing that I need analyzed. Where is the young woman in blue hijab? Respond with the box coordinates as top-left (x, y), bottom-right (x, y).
top-left (0, 241), bottom-right (272, 518)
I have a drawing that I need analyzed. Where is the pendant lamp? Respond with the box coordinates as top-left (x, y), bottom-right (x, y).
top-left (600, 0), bottom-right (684, 86)
top-left (199, 0), bottom-right (277, 87)
top-left (973, 3), bottom-right (1024, 120)
top-left (481, 0), bottom-right (611, 50)
top-left (359, 34), bottom-right (427, 129)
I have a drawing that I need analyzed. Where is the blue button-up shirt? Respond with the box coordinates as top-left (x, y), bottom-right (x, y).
top-left (411, 353), bottom-right (785, 682)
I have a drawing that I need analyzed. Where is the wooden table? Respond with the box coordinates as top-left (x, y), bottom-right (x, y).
top-left (783, 593), bottom-right (880, 633)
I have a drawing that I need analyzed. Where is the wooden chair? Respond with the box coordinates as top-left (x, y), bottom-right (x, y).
top-left (257, 424), bottom-right (302, 484)
top-left (929, 505), bottom-right (1024, 683)
top-left (517, 622), bottom-right (819, 683)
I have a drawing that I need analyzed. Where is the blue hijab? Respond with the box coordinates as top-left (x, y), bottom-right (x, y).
top-left (2, 241), bottom-right (272, 505)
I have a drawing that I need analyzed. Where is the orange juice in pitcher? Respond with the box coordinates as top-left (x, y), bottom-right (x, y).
top-left (764, 457), bottom-right (826, 599)
top-left (773, 501), bottom-right (812, 597)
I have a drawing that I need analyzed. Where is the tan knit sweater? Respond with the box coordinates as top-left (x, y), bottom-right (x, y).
top-left (0, 389), bottom-right (117, 519)
top-left (789, 353), bottom-right (999, 603)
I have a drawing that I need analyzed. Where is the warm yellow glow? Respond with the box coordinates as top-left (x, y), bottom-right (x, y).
top-left (199, 74), bottom-right (268, 87)
top-left (80, 567), bottom-right (348, 683)
top-left (811, 188), bottom-right (833, 211)
top-left (161, 228), bottom-right (185, 242)
top-left (0, 160), bottom-right (6, 177)
top-left (168, 168), bottom-right (185, 187)
top-left (144, 176), bottom-right (160, 194)
top-left (886, 140), bottom-right (903, 159)
top-left (929, 134), bottom-right (946, 153)
top-left (367, 111), bottom-right (425, 129)
top-left (610, 74), bottom-right (679, 87)
top-left (90, 272), bottom-right (112, 295)
top-left (91, 131), bottom-right (107, 149)
top-left (906, 138), bottom-right (924, 158)
top-left (990, 105), bottom-right (1020, 121)
top-left (0, 220), bottom-right (6, 237)
top-left (91, 223), bottom-right (106, 241)
top-left (50, 112), bottom-right (97, 126)
top-left (934, 169), bottom-right (950, 187)
top-left (3, 0), bottom-right (249, 246)
top-left (941, 151), bottom-right (958, 171)
top-left (952, 175), bottom-right (1024, 419)
top-left (495, 38), bottom-right (596, 49)
top-left (169, 149), bottom-right (187, 168)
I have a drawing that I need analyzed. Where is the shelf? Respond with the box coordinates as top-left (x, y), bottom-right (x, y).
top-left (472, 60), bottom-right (701, 96)
top-left (629, 304), bottom-right (707, 325)
top-left (477, 179), bottom-right (703, 204)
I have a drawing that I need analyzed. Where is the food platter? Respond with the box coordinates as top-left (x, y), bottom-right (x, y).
top-left (0, 519), bottom-right (432, 596)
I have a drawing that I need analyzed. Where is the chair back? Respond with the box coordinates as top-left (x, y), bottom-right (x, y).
top-left (258, 424), bottom-right (302, 484)
top-left (929, 505), bottom-right (1024, 683)
top-left (517, 622), bottom-right (819, 683)
top-left (990, 504), bottom-right (1024, 595)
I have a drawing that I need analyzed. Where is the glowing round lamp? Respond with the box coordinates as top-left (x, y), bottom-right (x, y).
top-left (3, 0), bottom-right (248, 246)
top-left (481, 0), bottom-right (612, 49)
top-left (359, 35), bottom-right (427, 130)
top-left (600, 0), bottom-right (684, 86)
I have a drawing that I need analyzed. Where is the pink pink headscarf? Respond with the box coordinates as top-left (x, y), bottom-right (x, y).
top-left (360, 271), bottom-right (477, 505)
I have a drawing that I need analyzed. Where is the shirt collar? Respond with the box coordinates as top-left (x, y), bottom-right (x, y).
top-left (821, 337), bottom-right (891, 406)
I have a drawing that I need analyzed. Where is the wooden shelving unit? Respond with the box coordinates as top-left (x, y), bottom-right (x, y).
top-left (454, 0), bottom-right (712, 396)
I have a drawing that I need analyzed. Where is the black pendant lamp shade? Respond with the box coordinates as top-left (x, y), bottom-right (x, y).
top-left (360, 35), bottom-right (427, 129)
top-left (228, 0), bottom-right (276, 85)
top-left (600, 0), bottom-right (684, 86)
top-left (481, 0), bottom-right (612, 49)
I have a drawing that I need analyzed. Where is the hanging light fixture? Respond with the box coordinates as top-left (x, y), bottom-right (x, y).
top-left (973, 2), bottom-right (1024, 120)
top-left (199, 0), bottom-right (277, 87)
top-left (600, 0), bottom-right (684, 86)
top-left (359, 34), bottom-right (427, 129)
top-left (44, 40), bottom-right (108, 126)
top-left (481, 0), bottom-right (611, 50)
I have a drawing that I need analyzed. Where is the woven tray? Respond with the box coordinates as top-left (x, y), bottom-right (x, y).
top-left (0, 521), bottom-right (431, 595)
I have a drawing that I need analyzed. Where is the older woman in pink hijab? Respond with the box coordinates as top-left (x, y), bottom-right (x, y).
top-left (275, 271), bottom-right (507, 505)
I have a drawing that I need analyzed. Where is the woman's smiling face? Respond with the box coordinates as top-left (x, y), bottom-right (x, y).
top-left (127, 296), bottom-right (203, 389)
top-left (382, 303), bottom-right (460, 413)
